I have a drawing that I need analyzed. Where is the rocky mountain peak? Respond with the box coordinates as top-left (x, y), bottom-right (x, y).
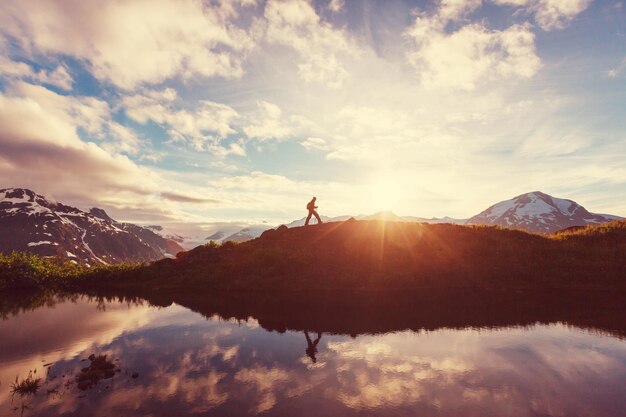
top-left (0, 188), bottom-right (184, 265)
top-left (89, 207), bottom-right (115, 222)
top-left (467, 191), bottom-right (620, 233)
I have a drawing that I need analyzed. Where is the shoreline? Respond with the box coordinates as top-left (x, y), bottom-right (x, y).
top-left (4, 287), bottom-right (625, 339)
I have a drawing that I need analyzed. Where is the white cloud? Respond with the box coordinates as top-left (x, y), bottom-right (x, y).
top-left (215, 170), bottom-right (309, 190)
top-left (0, 45), bottom-right (73, 90)
top-left (0, 56), bottom-right (32, 78)
top-left (262, 0), bottom-right (360, 88)
top-left (517, 131), bottom-right (590, 156)
top-left (405, 1), bottom-right (541, 91)
top-left (0, 82), bottom-right (160, 203)
top-left (242, 101), bottom-right (313, 142)
top-left (208, 170), bottom-right (351, 216)
top-left (0, 81), bottom-right (233, 224)
top-left (606, 57), bottom-right (626, 78)
top-left (328, 0), bottom-right (345, 13)
top-left (122, 89), bottom-right (241, 153)
top-left (534, 0), bottom-right (591, 30)
top-left (493, 0), bottom-right (592, 30)
top-left (0, 0), bottom-right (255, 89)
top-left (207, 168), bottom-right (449, 221)
top-left (34, 65), bottom-right (73, 90)
top-left (6, 82), bottom-right (110, 138)
top-left (243, 101), bottom-right (286, 140)
top-left (4, 82), bottom-right (152, 159)
top-left (0, 0), bottom-right (622, 224)
top-left (301, 137), bottom-right (330, 151)
top-left (439, 0), bottom-right (483, 20)
top-left (104, 123), bottom-right (144, 156)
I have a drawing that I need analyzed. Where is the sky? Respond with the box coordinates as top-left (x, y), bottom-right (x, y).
top-left (0, 0), bottom-right (624, 233)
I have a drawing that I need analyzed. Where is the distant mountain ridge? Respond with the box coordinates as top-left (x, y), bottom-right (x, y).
top-left (282, 212), bottom-right (467, 228)
top-left (205, 192), bottom-right (621, 244)
top-left (0, 188), bottom-right (184, 265)
top-left (206, 212), bottom-right (467, 244)
top-left (467, 191), bottom-right (622, 233)
top-left (3, 188), bottom-right (620, 261)
top-left (145, 225), bottom-right (187, 245)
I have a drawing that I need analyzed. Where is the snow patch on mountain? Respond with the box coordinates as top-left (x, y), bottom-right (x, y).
top-left (27, 241), bottom-right (54, 247)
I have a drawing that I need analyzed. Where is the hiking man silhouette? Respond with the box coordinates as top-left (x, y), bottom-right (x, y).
top-left (304, 331), bottom-right (322, 363)
top-left (305, 197), bottom-right (322, 226)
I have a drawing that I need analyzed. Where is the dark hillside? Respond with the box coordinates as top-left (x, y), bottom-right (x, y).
top-left (89, 220), bottom-right (626, 291)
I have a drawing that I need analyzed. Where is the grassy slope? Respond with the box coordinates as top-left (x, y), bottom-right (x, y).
top-left (82, 219), bottom-right (626, 291)
top-left (2, 220), bottom-right (624, 292)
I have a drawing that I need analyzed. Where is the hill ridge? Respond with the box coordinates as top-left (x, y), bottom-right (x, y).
top-left (96, 219), bottom-right (626, 292)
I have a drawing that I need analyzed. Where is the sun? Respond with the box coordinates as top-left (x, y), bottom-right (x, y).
top-left (368, 175), bottom-right (404, 213)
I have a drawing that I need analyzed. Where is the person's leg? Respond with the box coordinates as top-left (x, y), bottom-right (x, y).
top-left (305, 211), bottom-right (313, 225)
top-left (314, 211), bottom-right (322, 224)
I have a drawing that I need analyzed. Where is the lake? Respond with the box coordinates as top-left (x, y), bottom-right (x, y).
top-left (1, 290), bottom-right (625, 416)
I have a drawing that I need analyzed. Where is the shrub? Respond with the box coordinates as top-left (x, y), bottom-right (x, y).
top-left (10, 371), bottom-right (41, 396)
top-left (220, 240), bottom-right (238, 250)
top-left (0, 252), bottom-right (142, 291)
top-left (0, 251), bottom-right (84, 290)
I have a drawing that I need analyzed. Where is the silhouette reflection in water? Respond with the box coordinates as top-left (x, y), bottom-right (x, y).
top-left (304, 331), bottom-right (322, 363)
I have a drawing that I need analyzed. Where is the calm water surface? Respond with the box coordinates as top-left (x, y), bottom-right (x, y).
top-left (1, 293), bottom-right (625, 417)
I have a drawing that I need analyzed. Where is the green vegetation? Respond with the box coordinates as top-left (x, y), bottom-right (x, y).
top-left (0, 251), bottom-right (83, 290)
top-left (0, 251), bottom-right (140, 291)
top-left (82, 219), bottom-right (626, 291)
top-left (1, 220), bottom-right (625, 292)
top-left (553, 219), bottom-right (626, 239)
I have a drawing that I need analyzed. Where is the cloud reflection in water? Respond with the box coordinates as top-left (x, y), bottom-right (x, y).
top-left (0, 295), bottom-right (625, 417)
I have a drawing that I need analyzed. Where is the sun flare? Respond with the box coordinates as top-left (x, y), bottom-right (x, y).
top-left (368, 176), bottom-right (405, 213)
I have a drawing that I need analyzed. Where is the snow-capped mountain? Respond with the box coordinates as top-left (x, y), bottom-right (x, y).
top-left (203, 224), bottom-right (271, 244)
top-left (467, 191), bottom-right (622, 233)
top-left (221, 226), bottom-right (273, 243)
top-left (0, 188), bottom-right (184, 265)
top-left (205, 231), bottom-right (226, 241)
top-left (144, 225), bottom-right (189, 248)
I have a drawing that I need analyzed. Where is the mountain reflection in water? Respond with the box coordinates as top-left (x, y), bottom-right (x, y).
top-left (0, 289), bottom-right (625, 417)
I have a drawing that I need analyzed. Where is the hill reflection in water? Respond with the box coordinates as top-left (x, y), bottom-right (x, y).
top-left (0, 289), bottom-right (625, 417)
